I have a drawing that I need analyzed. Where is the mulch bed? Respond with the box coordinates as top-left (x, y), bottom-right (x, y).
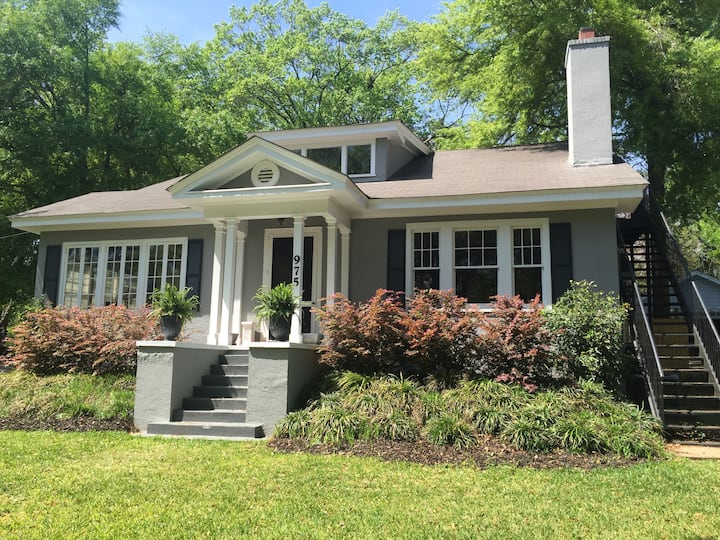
top-left (268, 435), bottom-right (647, 470)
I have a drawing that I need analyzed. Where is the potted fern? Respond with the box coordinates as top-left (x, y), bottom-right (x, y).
top-left (253, 283), bottom-right (300, 341)
top-left (150, 284), bottom-right (199, 341)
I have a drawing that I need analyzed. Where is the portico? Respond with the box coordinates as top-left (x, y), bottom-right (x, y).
top-left (166, 136), bottom-right (363, 345)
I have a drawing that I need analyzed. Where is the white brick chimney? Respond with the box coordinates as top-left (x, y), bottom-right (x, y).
top-left (565, 28), bottom-right (613, 166)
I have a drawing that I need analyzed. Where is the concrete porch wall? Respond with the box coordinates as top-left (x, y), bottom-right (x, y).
top-left (134, 341), bottom-right (322, 436)
top-left (134, 341), bottom-right (230, 432)
top-left (247, 342), bottom-right (322, 433)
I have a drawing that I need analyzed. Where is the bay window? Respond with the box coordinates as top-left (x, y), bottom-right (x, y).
top-left (60, 239), bottom-right (187, 309)
top-left (407, 220), bottom-right (551, 305)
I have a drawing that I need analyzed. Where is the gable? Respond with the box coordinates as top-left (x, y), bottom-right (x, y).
top-left (169, 137), bottom-right (353, 198)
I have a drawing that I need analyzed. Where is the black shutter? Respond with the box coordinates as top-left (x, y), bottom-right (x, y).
top-left (550, 223), bottom-right (573, 302)
top-left (387, 230), bottom-right (406, 292)
top-left (43, 245), bottom-right (62, 305)
top-left (186, 239), bottom-right (203, 305)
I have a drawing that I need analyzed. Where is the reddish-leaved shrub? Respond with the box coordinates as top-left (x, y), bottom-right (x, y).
top-left (315, 289), bottom-right (482, 382)
top-left (474, 295), bottom-right (557, 392)
top-left (7, 304), bottom-right (161, 375)
top-left (316, 290), bottom-right (562, 391)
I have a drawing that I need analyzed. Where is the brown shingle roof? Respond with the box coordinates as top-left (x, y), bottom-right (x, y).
top-left (12, 177), bottom-right (188, 218)
top-left (359, 143), bottom-right (646, 199)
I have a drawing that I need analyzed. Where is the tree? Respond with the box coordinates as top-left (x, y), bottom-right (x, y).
top-left (417, 0), bottom-right (720, 217)
top-left (210, 0), bottom-right (426, 133)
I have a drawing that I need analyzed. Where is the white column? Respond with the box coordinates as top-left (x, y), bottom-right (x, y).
top-left (232, 222), bottom-right (248, 341)
top-left (290, 215), bottom-right (305, 343)
top-left (218, 218), bottom-right (238, 346)
top-left (340, 225), bottom-right (351, 298)
top-left (325, 218), bottom-right (337, 304)
top-left (207, 221), bottom-right (226, 345)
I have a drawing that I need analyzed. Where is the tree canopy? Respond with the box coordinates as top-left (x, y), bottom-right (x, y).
top-left (417, 0), bottom-right (720, 216)
top-left (1, 0), bottom-right (720, 303)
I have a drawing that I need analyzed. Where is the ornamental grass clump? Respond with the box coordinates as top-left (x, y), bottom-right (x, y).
top-left (275, 372), bottom-right (666, 459)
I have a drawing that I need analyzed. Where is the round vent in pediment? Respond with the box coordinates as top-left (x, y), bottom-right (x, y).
top-left (251, 160), bottom-right (280, 187)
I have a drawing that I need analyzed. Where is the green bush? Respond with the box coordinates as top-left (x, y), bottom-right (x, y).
top-left (545, 281), bottom-right (630, 391)
top-left (275, 372), bottom-right (666, 458)
top-left (7, 305), bottom-right (161, 375)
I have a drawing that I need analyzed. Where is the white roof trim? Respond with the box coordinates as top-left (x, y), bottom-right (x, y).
top-left (363, 185), bottom-right (645, 218)
top-left (249, 120), bottom-right (431, 155)
top-left (11, 208), bottom-right (205, 234)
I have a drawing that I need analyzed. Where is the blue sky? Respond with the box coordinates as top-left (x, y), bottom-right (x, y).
top-left (107, 0), bottom-right (444, 44)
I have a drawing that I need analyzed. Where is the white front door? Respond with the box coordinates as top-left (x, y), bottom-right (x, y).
top-left (263, 227), bottom-right (322, 334)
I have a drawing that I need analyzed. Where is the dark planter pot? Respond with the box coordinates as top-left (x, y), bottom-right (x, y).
top-left (269, 316), bottom-right (291, 341)
top-left (160, 315), bottom-right (183, 341)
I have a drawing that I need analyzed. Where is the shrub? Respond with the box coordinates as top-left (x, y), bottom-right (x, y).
top-left (545, 281), bottom-right (630, 391)
top-left (7, 305), bottom-right (161, 375)
top-left (316, 289), bottom-right (482, 382)
top-left (315, 290), bottom-right (407, 374)
top-left (473, 295), bottom-right (558, 391)
top-left (425, 414), bottom-right (476, 448)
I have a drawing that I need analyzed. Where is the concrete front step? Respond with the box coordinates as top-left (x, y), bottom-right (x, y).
top-left (220, 353), bottom-right (250, 366)
top-left (210, 364), bottom-right (248, 376)
top-left (193, 385), bottom-right (247, 398)
top-left (146, 421), bottom-right (264, 439)
top-left (662, 382), bottom-right (716, 396)
top-left (181, 410), bottom-right (247, 423)
top-left (183, 397), bottom-right (246, 410)
top-left (663, 369), bottom-right (709, 383)
top-left (664, 395), bottom-right (720, 410)
top-left (665, 410), bottom-right (720, 425)
top-left (201, 374), bottom-right (249, 387)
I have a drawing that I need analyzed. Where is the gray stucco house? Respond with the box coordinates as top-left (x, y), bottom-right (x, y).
top-left (10, 31), bottom-right (651, 438)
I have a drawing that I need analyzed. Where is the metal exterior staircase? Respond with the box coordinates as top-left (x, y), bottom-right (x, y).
top-left (146, 351), bottom-right (264, 439)
top-left (619, 194), bottom-right (720, 439)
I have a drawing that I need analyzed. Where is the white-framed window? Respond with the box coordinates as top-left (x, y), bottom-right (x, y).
top-left (406, 219), bottom-right (552, 305)
top-left (60, 238), bottom-right (188, 308)
top-left (299, 142), bottom-right (376, 177)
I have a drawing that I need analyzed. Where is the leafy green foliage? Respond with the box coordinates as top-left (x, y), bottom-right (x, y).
top-left (213, 0), bottom-right (425, 132)
top-left (545, 281), bottom-right (630, 391)
top-left (252, 283), bottom-right (300, 324)
top-left (276, 373), bottom-right (665, 458)
top-left (149, 284), bottom-right (199, 324)
top-left (416, 0), bottom-right (720, 216)
top-left (7, 305), bottom-right (161, 375)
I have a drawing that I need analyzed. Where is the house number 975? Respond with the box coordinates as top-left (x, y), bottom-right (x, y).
top-left (293, 254), bottom-right (301, 287)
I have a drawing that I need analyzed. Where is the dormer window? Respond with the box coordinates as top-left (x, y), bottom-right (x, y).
top-left (300, 142), bottom-right (375, 177)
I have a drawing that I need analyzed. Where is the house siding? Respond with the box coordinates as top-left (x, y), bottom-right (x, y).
top-left (349, 208), bottom-right (619, 303)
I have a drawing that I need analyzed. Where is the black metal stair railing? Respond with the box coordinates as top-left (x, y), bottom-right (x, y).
top-left (643, 193), bottom-right (720, 391)
top-left (618, 225), bottom-right (664, 421)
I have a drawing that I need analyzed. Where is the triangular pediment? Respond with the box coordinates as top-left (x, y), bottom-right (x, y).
top-left (168, 137), bottom-right (352, 198)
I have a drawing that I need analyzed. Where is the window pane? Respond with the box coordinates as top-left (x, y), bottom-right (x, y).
top-left (455, 249), bottom-right (468, 266)
top-left (469, 230), bottom-right (484, 247)
top-left (456, 268), bottom-right (497, 303)
top-left (485, 249), bottom-right (497, 266)
top-left (104, 246), bottom-right (123, 305)
top-left (63, 248), bottom-right (82, 307)
top-left (146, 244), bottom-right (165, 303)
top-left (515, 267), bottom-right (542, 302)
top-left (307, 147), bottom-right (341, 172)
top-left (122, 246), bottom-right (140, 307)
top-left (484, 230), bottom-right (497, 247)
top-left (455, 230), bottom-right (468, 247)
top-left (79, 247), bottom-right (99, 308)
top-left (347, 144), bottom-right (371, 175)
top-left (414, 270), bottom-right (439, 290)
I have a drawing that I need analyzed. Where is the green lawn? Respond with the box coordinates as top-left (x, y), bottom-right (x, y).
top-left (1, 431), bottom-right (719, 539)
